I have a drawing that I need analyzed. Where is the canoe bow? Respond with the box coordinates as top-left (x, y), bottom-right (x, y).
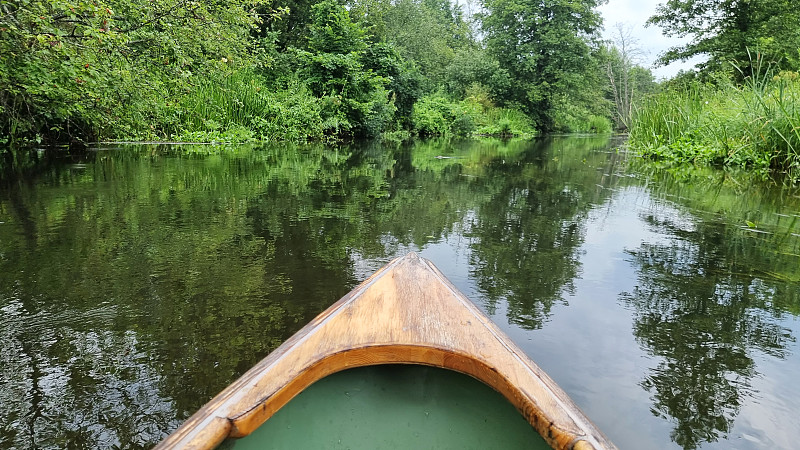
top-left (157, 252), bottom-right (616, 450)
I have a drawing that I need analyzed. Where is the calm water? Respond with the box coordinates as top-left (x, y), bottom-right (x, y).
top-left (1, 137), bottom-right (799, 449)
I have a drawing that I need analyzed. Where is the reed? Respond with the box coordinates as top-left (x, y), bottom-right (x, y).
top-left (176, 71), bottom-right (325, 142)
top-left (474, 107), bottom-right (536, 137)
top-left (629, 59), bottom-right (800, 181)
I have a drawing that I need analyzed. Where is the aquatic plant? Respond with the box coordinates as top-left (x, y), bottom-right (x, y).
top-left (629, 56), bottom-right (800, 181)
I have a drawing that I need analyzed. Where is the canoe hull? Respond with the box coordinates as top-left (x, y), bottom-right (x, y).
top-left (228, 364), bottom-right (551, 449)
top-left (158, 253), bottom-right (616, 450)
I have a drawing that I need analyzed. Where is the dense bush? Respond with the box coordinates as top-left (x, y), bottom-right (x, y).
top-left (1, 0), bottom-right (631, 147)
top-left (412, 93), bottom-right (534, 137)
top-left (362, 43), bottom-right (424, 129)
top-left (0, 0), bottom-right (260, 144)
top-left (629, 67), bottom-right (800, 181)
top-left (412, 95), bottom-right (469, 135)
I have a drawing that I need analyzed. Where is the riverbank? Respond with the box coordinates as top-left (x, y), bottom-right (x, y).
top-left (1, 0), bottom-right (620, 149)
top-left (628, 68), bottom-right (800, 182)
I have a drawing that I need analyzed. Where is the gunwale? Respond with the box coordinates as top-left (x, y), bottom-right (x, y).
top-left (156, 252), bottom-right (617, 450)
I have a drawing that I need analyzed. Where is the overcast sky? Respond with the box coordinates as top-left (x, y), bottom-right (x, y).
top-left (597, 0), bottom-right (704, 79)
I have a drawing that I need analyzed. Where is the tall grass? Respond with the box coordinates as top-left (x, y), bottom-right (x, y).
top-left (628, 84), bottom-right (709, 152)
top-left (551, 105), bottom-right (613, 134)
top-left (473, 107), bottom-right (536, 136)
top-left (411, 92), bottom-right (535, 137)
top-left (629, 60), bottom-right (800, 181)
top-left (175, 71), bottom-right (326, 143)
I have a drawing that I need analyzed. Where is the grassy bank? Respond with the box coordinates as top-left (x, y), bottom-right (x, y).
top-left (159, 75), bottom-right (538, 143)
top-left (629, 67), bottom-right (800, 181)
top-left (410, 90), bottom-right (536, 138)
top-left (1, 0), bottom-right (628, 150)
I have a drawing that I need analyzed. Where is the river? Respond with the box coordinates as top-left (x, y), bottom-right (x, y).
top-left (1, 136), bottom-right (799, 449)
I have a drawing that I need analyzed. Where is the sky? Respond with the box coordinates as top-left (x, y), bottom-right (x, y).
top-left (597, 0), bottom-right (704, 79)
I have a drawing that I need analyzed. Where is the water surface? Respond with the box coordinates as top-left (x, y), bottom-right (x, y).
top-left (1, 137), bottom-right (799, 449)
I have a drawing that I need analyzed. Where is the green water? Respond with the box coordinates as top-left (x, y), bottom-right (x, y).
top-left (1, 137), bottom-right (799, 449)
top-left (227, 365), bottom-right (549, 449)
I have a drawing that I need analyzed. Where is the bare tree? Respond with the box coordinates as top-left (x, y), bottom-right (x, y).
top-left (606, 23), bottom-right (645, 130)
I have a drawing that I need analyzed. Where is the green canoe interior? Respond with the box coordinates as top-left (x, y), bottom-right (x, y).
top-left (222, 364), bottom-right (551, 449)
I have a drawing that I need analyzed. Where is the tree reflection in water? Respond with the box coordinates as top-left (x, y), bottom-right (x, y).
top-left (2, 138), bottom-right (798, 449)
top-left (0, 299), bottom-right (181, 448)
top-left (622, 213), bottom-right (796, 449)
top-left (466, 137), bottom-right (621, 329)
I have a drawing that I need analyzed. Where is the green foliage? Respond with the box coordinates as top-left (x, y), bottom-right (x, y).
top-left (444, 48), bottom-right (512, 102)
top-left (294, 0), bottom-right (395, 137)
top-left (549, 92), bottom-right (613, 134)
top-left (411, 95), bottom-right (467, 135)
top-left (480, 0), bottom-right (605, 130)
top-left (648, 0), bottom-right (800, 77)
top-left (1, 0), bottom-right (614, 146)
top-left (629, 64), bottom-right (800, 181)
top-left (174, 73), bottom-right (326, 143)
top-left (308, 0), bottom-right (367, 54)
top-left (469, 103), bottom-right (535, 137)
top-left (0, 0), bottom-right (263, 143)
top-left (361, 43), bottom-right (424, 128)
top-left (411, 93), bottom-right (534, 137)
top-left (553, 112), bottom-right (613, 134)
top-left (349, 0), bottom-right (473, 90)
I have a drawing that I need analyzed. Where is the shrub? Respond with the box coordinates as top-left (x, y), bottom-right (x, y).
top-left (411, 95), bottom-right (462, 135)
top-left (411, 93), bottom-right (535, 137)
top-left (629, 63), bottom-right (800, 180)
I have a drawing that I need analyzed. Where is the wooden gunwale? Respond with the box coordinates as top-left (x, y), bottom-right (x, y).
top-left (156, 252), bottom-right (617, 450)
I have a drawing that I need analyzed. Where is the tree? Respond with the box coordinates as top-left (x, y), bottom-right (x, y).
top-left (604, 23), bottom-right (657, 130)
top-left (361, 43), bottom-right (423, 128)
top-left (349, 0), bottom-right (473, 91)
top-left (648, 0), bottom-right (800, 77)
top-left (254, 0), bottom-right (312, 51)
top-left (480, 0), bottom-right (605, 130)
top-left (0, 0), bottom-right (263, 143)
top-left (444, 47), bottom-right (512, 102)
top-left (296, 0), bottom-right (395, 137)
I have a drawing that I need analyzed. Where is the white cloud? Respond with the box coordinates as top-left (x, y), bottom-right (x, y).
top-left (598, 0), bottom-right (705, 79)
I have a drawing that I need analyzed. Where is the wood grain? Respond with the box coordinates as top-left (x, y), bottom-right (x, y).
top-left (156, 252), bottom-right (617, 450)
